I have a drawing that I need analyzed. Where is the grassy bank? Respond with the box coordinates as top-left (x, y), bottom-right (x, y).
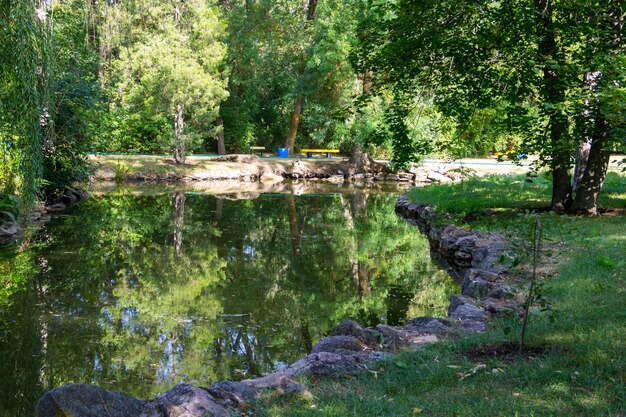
top-left (252, 174), bottom-right (626, 416)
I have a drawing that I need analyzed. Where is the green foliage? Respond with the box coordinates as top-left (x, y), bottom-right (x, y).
top-left (102, 0), bottom-right (228, 156)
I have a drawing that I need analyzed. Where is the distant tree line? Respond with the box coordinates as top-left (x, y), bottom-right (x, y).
top-left (1, 0), bottom-right (623, 215)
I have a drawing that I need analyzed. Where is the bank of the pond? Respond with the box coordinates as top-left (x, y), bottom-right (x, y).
top-left (250, 175), bottom-right (626, 416)
top-left (89, 153), bottom-right (535, 184)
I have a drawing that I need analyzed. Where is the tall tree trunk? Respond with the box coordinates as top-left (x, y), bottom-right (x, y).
top-left (216, 117), bottom-right (226, 155)
top-left (283, 0), bottom-right (318, 155)
top-left (535, 0), bottom-right (572, 212)
top-left (173, 103), bottom-right (185, 164)
top-left (284, 96), bottom-right (302, 154)
top-left (571, 113), bottom-right (611, 215)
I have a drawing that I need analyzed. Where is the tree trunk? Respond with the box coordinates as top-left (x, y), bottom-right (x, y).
top-left (570, 113), bottom-right (611, 215)
top-left (284, 96), bottom-right (302, 155)
top-left (573, 139), bottom-right (592, 192)
top-left (535, 0), bottom-right (572, 212)
top-left (216, 117), bottom-right (226, 155)
top-left (286, 194), bottom-right (301, 257)
top-left (172, 192), bottom-right (185, 257)
top-left (283, 0), bottom-right (318, 155)
top-left (173, 103), bottom-right (185, 164)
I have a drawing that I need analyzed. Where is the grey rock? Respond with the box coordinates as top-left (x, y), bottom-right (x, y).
top-left (465, 268), bottom-right (501, 283)
top-left (207, 381), bottom-right (257, 407)
top-left (449, 303), bottom-right (490, 322)
top-left (36, 384), bottom-right (144, 417)
top-left (447, 295), bottom-right (476, 317)
top-left (374, 324), bottom-right (439, 352)
top-left (449, 304), bottom-right (491, 333)
top-left (332, 319), bottom-right (381, 348)
top-left (461, 278), bottom-right (494, 298)
top-left (242, 372), bottom-right (305, 395)
top-left (149, 383), bottom-right (231, 417)
top-left (285, 351), bottom-right (389, 378)
top-left (403, 317), bottom-right (456, 337)
top-left (481, 298), bottom-right (518, 317)
top-left (486, 285), bottom-right (514, 300)
top-left (311, 335), bottom-right (370, 355)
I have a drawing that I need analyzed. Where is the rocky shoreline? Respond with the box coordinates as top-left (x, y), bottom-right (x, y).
top-left (91, 153), bottom-right (461, 184)
top-left (35, 191), bottom-right (525, 417)
top-left (0, 187), bottom-right (89, 244)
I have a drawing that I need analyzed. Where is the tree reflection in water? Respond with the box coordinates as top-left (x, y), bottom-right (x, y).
top-left (0, 185), bottom-right (459, 415)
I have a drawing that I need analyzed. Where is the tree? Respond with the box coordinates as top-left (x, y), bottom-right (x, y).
top-left (108, 0), bottom-right (228, 163)
top-left (354, 0), bottom-right (625, 213)
top-left (0, 0), bottom-right (48, 211)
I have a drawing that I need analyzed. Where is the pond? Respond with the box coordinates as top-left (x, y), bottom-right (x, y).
top-left (0, 182), bottom-right (458, 416)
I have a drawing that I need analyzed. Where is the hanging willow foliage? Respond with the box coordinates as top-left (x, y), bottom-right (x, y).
top-left (0, 0), bottom-right (51, 214)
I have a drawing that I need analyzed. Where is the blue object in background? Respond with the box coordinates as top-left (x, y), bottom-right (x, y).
top-left (277, 148), bottom-right (288, 158)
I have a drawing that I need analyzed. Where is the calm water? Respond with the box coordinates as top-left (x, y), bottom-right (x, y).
top-left (0, 183), bottom-right (458, 416)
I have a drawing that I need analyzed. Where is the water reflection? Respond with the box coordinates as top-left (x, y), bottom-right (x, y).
top-left (0, 183), bottom-right (458, 415)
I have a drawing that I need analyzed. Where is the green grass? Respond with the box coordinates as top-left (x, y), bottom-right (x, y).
top-left (251, 175), bottom-right (626, 417)
top-left (405, 173), bottom-right (626, 232)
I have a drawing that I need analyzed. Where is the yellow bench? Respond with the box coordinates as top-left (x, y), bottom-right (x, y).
top-left (249, 146), bottom-right (266, 154)
top-left (301, 149), bottom-right (340, 158)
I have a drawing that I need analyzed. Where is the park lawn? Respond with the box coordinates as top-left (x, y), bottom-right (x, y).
top-left (252, 174), bottom-right (626, 417)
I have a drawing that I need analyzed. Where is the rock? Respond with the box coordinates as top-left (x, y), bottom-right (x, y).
top-left (332, 319), bottom-right (381, 348)
top-left (403, 317), bottom-right (456, 337)
top-left (148, 383), bottom-right (232, 417)
top-left (242, 372), bottom-right (305, 395)
top-left (207, 381), bottom-right (257, 407)
top-left (427, 171), bottom-right (453, 183)
top-left (447, 295), bottom-right (476, 317)
top-left (465, 268), bottom-right (500, 283)
top-left (285, 351), bottom-right (389, 378)
top-left (374, 324), bottom-right (439, 352)
top-left (36, 384), bottom-right (144, 417)
top-left (486, 285), bottom-right (514, 300)
top-left (311, 335), bottom-right (370, 355)
top-left (461, 278), bottom-right (494, 298)
top-left (481, 298), bottom-right (518, 317)
top-left (0, 221), bottom-right (21, 243)
top-left (61, 188), bottom-right (78, 205)
top-left (449, 304), bottom-right (491, 333)
top-left (413, 173), bottom-right (429, 183)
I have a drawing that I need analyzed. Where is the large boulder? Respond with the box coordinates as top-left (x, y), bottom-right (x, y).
top-left (36, 384), bottom-right (145, 417)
